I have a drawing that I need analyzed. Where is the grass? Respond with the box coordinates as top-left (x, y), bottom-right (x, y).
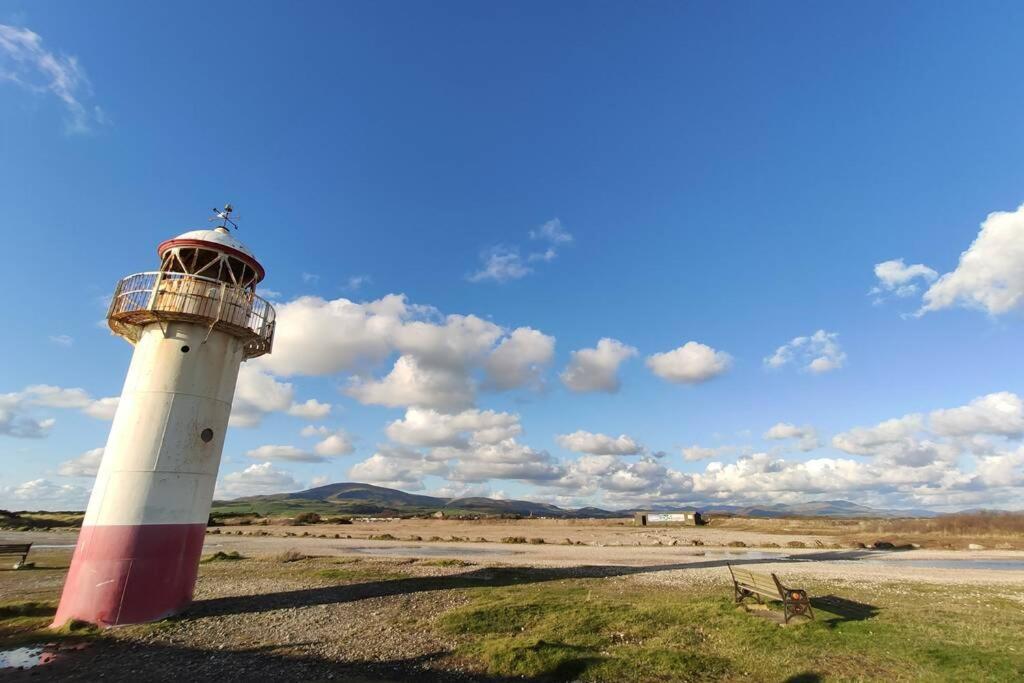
top-left (440, 573), bottom-right (1024, 682)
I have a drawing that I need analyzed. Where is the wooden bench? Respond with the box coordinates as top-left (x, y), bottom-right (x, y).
top-left (0, 543), bottom-right (32, 569)
top-left (727, 563), bottom-right (813, 623)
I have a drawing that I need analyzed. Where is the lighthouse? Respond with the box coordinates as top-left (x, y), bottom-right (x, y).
top-left (53, 207), bottom-right (275, 628)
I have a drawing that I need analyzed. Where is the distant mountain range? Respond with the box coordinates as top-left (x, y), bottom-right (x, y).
top-left (211, 482), bottom-right (939, 519)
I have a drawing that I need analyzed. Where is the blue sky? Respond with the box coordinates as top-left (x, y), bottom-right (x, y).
top-left (2, 2), bottom-right (1023, 511)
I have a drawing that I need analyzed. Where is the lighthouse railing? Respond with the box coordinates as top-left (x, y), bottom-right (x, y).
top-left (108, 272), bottom-right (276, 358)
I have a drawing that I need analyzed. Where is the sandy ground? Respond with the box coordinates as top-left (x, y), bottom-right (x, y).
top-left (6, 522), bottom-right (1024, 587)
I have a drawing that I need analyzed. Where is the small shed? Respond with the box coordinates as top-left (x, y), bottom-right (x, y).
top-left (634, 511), bottom-right (703, 526)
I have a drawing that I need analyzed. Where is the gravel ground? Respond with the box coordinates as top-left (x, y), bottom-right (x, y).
top-left (2, 526), bottom-right (1023, 681)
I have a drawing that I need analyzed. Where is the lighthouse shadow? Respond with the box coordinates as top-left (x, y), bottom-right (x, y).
top-left (189, 552), bottom-right (872, 619)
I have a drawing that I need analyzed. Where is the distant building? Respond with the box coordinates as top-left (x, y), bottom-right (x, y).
top-left (634, 511), bottom-right (704, 526)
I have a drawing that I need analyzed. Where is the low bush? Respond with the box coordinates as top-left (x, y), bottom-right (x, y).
top-left (276, 549), bottom-right (307, 562)
top-left (502, 536), bottom-right (528, 544)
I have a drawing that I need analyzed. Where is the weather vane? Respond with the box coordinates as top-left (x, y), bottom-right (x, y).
top-left (210, 203), bottom-right (239, 230)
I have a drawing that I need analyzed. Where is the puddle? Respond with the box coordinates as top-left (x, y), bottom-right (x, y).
top-left (0, 647), bottom-right (59, 670)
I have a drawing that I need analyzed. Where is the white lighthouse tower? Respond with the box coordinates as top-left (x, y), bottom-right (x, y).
top-left (54, 207), bottom-right (275, 628)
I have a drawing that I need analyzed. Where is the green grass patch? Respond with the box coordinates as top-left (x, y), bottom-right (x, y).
top-left (440, 574), bottom-right (1024, 682)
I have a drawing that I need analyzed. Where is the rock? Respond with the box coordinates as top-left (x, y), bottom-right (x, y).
top-left (968, 543), bottom-right (985, 551)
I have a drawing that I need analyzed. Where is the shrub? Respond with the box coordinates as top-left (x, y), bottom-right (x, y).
top-left (276, 549), bottom-right (307, 563)
top-left (294, 512), bottom-right (322, 525)
top-left (528, 538), bottom-right (546, 544)
top-left (786, 541), bottom-right (806, 548)
top-left (727, 541), bottom-right (746, 548)
top-left (502, 536), bottom-right (527, 544)
top-left (202, 551), bottom-right (244, 563)
top-left (369, 533), bottom-right (398, 541)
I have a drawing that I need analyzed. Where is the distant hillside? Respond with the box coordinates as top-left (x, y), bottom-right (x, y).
top-left (211, 482), bottom-right (937, 519)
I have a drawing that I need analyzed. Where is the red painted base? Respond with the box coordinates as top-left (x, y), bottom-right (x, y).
top-left (52, 523), bottom-right (206, 628)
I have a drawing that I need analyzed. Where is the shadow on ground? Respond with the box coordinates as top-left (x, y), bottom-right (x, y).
top-left (191, 551), bottom-right (877, 619)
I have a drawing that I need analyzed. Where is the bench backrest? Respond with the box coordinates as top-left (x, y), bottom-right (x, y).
top-left (0, 544), bottom-right (32, 553)
top-left (728, 565), bottom-right (782, 597)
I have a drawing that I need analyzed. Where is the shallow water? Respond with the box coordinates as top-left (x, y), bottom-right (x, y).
top-left (856, 557), bottom-right (1024, 571)
top-left (0, 647), bottom-right (57, 669)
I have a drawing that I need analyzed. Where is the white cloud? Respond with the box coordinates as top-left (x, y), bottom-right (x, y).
top-left (245, 444), bottom-right (325, 463)
top-left (831, 414), bottom-right (924, 455)
top-left (529, 218), bottom-right (573, 245)
top-left (254, 294), bottom-right (407, 377)
top-left (310, 475), bottom-right (331, 487)
top-left (556, 430), bottom-right (644, 455)
top-left (1, 478), bottom-right (90, 509)
top-left (286, 399), bottom-right (331, 419)
top-left (347, 355), bottom-right (475, 412)
top-left (646, 342), bottom-right (731, 384)
top-left (921, 203), bottom-right (1024, 315)
top-left (253, 293), bottom-right (555, 411)
top-left (468, 246), bottom-right (531, 283)
top-left (345, 275), bottom-right (371, 291)
top-left (681, 444), bottom-right (737, 462)
top-left (349, 446), bottom-right (446, 490)
top-left (929, 392), bottom-right (1024, 438)
top-left (560, 338), bottom-right (637, 393)
top-left (313, 430), bottom-right (355, 456)
top-left (57, 447), bottom-right (103, 477)
top-left (870, 259), bottom-right (938, 300)
top-left (765, 330), bottom-right (846, 374)
top-left (231, 366), bottom-right (328, 427)
top-left (483, 328), bottom-right (555, 390)
top-left (0, 392), bottom-right (56, 438)
top-left (763, 422), bottom-right (821, 451)
top-left (49, 334), bottom-right (73, 347)
top-left (217, 463), bottom-right (303, 499)
top-left (0, 24), bottom-right (105, 133)
top-left (386, 407), bottom-right (521, 448)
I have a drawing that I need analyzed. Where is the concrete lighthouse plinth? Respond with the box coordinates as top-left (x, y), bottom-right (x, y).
top-left (54, 218), bottom-right (274, 628)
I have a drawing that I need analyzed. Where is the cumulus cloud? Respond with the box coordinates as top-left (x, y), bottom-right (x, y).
top-left (560, 338), bottom-right (637, 393)
top-left (57, 447), bottom-right (103, 477)
top-left (23, 385), bottom-right (118, 419)
top-left (870, 259), bottom-right (938, 301)
top-left (217, 463), bottom-right (304, 499)
top-left (314, 430), bottom-right (355, 457)
top-left (556, 430), bottom-right (644, 455)
top-left (386, 408), bottom-right (521, 448)
top-left (245, 444), bottom-right (325, 463)
top-left (231, 366), bottom-right (331, 427)
top-left (349, 445), bottom-right (447, 490)
top-left (286, 399), bottom-right (332, 419)
top-left (0, 24), bottom-right (105, 133)
top-left (921, 203), bottom-right (1024, 315)
top-left (483, 328), bottom-right (555, 391)
top-left (681, 444), bottom-right (738, 462)
top-left (1, 478), bottom-right (90, 509)
top-left (256, 294), bottom-right (553, 411)
top-left (646, 342), bottom-right (732, 384)
top-left (765, 330), bottom-right (846, 374)
top-left (929, 392), bottom-right (1024, 438)
top-left (763, 422), bottom-right (821, 451)
top-left (347, 355), bottom-right (476, 412)
top-left (0, 392), bottom-right (56, 438)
